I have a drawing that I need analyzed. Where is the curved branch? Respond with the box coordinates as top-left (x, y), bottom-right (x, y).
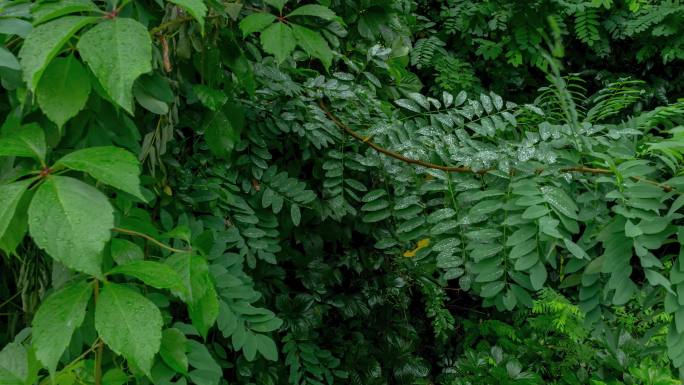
top-left (317, 100), bottom-right (674, 192)
top-left (112, 227), bottom-right (191, 254)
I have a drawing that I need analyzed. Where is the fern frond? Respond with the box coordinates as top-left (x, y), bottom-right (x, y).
top-left (586, 78), bottom-right (646, 123)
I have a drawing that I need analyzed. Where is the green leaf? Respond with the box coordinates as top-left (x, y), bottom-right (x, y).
top-left (18, 16), bottom-right (96, 91)
top-left (28, 176), bottom-right (114, 277)
top-left (239, 13), bottom-right (276, 36)
top-left (36, 56), bottom-right (91, 128)
top-left (55, 146), bottom-right (145, 201)
top-left (645, 269), bottom-right (675, 295)
top-left (625, 220), bottom-right (643, 238)
top-left (255, 334), bottom-right (278, 361)
top-left (264, 0), bottom-right (286, 12)
top-left (110, 238), bottom-right (144, 265)
top-left (204, 110), bottom-right (240, 158)
top-left (32, 0), bottom-right (99, 25)
top-left (168, 0), bottom-right (207, 33)
top-left (160, 328), bottom-right (188, 374)
top-left (287, 4), bottom-right (336, 20)
top-left (290, 203), bottom-right (301, 226)
top-left (529, 262), bottom-right (547, 290)
top-left (563, 238), bottom-right (590, 260)
top-left (77, 18), bottom-right (152, 114)
top-left (291, 24), bottom-right (332, 69)
top-left (242, 332), bottom-right (257, 361)
top-left (0, 18), bottom-right (32, 37)
top-left (0, 47), bottom-right (20, 70)
top-left (32, 280), bottom-right (92, 373)
top-left (194, 85), bottom-right (227, 111)
top-left (0, 123), bottom-right (46, 162)
top-left (188, 281), bottom-right (219, 339)
top-left (260, 22), bottom-right (296, 64)
top-left (108, 261), bottom-right (184, 290)
top-left (186, 340), bottom-right (221, 385)
top-left (0, 180), bottom-right (31, 244)
top-left (0, 182), bottom-right (33, 255)
top-left (541, 186), bottom-right (578, 219)
top-left (521, 205), bottom-right (550, 219)
top-left (480, 281), bottom-right (504, 298)
top-left (95, 282), bottom-right (162, 376)
top-left (0, 343), bottom-right (38, 385)
top-left (102, 368), bottom-right (128, 385)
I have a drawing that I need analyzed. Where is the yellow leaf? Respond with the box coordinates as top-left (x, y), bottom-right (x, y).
top-left (403, 238), bottom-right (430, 258)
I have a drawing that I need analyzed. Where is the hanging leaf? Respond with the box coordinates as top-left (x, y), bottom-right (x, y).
top-left (95, 282), bottom-right (162, 376)
top-left (55, 146), bottom-right (145, 201)
top-left (28, 176), bottom-right (114, 277)
top-left (260, 22), bottom-right (296, 64)
top-left (292, 24), bottom-right (332, 69)
top-left (36, 56), bottom-right (91, 128)
top-left (18, 16), bottom-right (96, 91)
top-left (77, 18), bottom-right (152, 114)
top-left (32, 280), bottom-right (92, 373)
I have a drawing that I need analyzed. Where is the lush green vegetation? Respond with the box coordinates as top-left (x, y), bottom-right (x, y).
top-left (2, 0), bottom-right (684, 384)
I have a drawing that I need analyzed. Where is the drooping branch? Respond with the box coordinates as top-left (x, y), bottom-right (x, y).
top-left (317, 101), bottom-right (674, 192)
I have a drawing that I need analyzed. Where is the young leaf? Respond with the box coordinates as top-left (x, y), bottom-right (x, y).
top-left (108, 260), bottom-right (184, 290)
top-left (0, 180), bottom-right (31, 243)
top-left (77, 18), bottom-right (152, 114)
top-left (0, 123), bottom-right (46, 162)
top-left (32, 280), bottom-right (92, 373)
top-left (260, 22), bottom-right (296, 64)
top-left (291, 24), bottom-right (332, 69)
top-left (36, 55), bottom-right (91, 128)
top-left (160, 328), bottom-right (188, 374)
top-left (168, 0), bottom-right (207, 33)
top-left (287, 4), bottom-right (336, 20)
top-left (54, 146), bottom-right (145, 201)
top-left (18, 16), bottom-right (96, 91)
top-left (95, 282), bottom-right (162, 376)
top-left (239, 13), bottom-right (276, 36)
top-left (28, 176), bottom-right (114, 277)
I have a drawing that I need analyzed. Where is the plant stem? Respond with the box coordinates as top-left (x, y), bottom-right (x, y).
top-left (112, 227), bottom-right (191, 254)
top-left (93, 281), bottom-right (103, 385)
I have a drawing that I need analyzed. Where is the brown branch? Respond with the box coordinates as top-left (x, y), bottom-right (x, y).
top-left (317, 100), bottom-right (675, 192)
top-left (318, 100), bottom-right (478, 173)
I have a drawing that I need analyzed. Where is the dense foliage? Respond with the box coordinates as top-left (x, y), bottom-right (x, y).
top-left (2, 0), bottom-right (684, 384)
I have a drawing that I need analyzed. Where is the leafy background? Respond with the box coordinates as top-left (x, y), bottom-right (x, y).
top-left (2, 0), bottom-right (684, 384)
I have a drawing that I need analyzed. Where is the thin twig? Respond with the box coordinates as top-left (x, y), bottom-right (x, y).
top-left (112, 227), bottom-right (190, 254)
